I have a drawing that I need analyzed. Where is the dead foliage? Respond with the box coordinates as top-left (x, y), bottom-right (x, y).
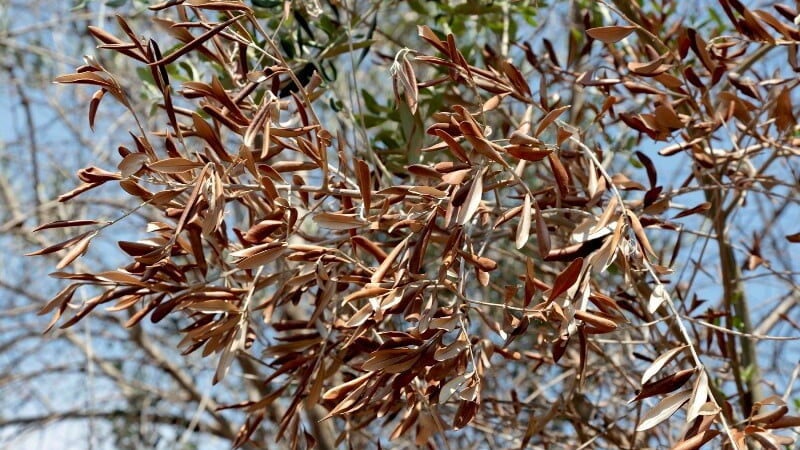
top-left (30, 1), bottom-right (800, 448)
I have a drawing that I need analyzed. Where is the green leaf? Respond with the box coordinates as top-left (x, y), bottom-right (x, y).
top-left (361, 89), bottom-right (383, 114)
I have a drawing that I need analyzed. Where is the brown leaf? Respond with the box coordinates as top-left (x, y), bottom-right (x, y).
top-left (54, 71), bottom-right (114, 88)
top-left (343, 286), bottom-right (391, 304)
top-left (574, 309), bottom-right (617, 333)
top-left (632, 368), bottom-right (695, 402)
top-left (453, 400), bottom-right (478, 430)
top-left (434, 129), bottom-right (470, 163)
top-left (548, 153), bottom-right (570, 196)
top-left (535, 105), bottom-right (570, 137)
top-left (55, 231), bottom-right (97, 269)
top-left (88, 88), bottom-right (106, 131)
top-left (232, 242), bottom-right (287, 270)
top-left (586, 26), bottom-right (637, 43)
top-left (314, 213), bottom-right (368, 230)
top-left (371, 237), bottom-right (408, 283)
top-left (148, 157), bottom-right (204, 173)
top-left (642, 345), bottom-right (687, 384)
top-left (516, 194), bottom-right (531, 249)
top-left (118, 152), bottom-right (149, 178)
top-left (648, 284), bottom-right (670, 313)
top-left (149, 13), bottom-right (246, 67)
top-left (457, 169), bottom-right (484, 225)
top-left (628, 211), bottom-right (657, 257)
top-left (775, 87), bottom-right (795, 132)
top-left (355, 159), bottom-right (372, 212)
top-left (506, 145), bottom-right (551, 162)
top-left (361, 349), bottom-right (420, 373)
top-left (673, 202), bottom-right (711, 219)
top-left (33, 219), bottom-right (105, 232)
top-left (26, 230), bottom-right (96, 257)
top-left (547, 257), bottom-right (583, 303)
top-left (636, 389), bottom-right (692, 431)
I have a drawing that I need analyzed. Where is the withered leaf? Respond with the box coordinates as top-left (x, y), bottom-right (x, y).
top-left (148, 157), bottom-right (204, 173)
top-left (457, 169), bottom-right (484, 225)
top-left (687, 370), bottom-right (713, 423)
top-left (775, 87), bottom-right (795, 132)
top-left (314, 213), bottom-right (368, 230)
top-left (673, 202), bottom-right (711, 219)
top-left (439, 373), bottom-right (471, 404)
top-left (628, 211), bottom-right (657, 257)
top-left (632, 368), bottom-right (695, 402)
top-left (535, 105), bottom-right (570, 138)
top-left (547, 257), bottom-right (583, 303)
top-left (232, 242), bottom-right (287, 269)
top-left (636, 389), bottom-right (692, 431)
top-left (33, 219), bottom-right (105, 232)
top-left (648, 284), bottom-right (670, 314)
top-left (506, 145), bottom-right (551, 162)
top-left (642, 345), bottom-right (688, 384)
top-left (343, 286), bottom-right (391, 304)
top-left (516, 194), bottom-right (531, 249)
top-left (118, 152), bottom-right (149, 178)
top-left (26, 230), bottom-right (96, 257)
top-left (586, 26), bottom-right (637, 43)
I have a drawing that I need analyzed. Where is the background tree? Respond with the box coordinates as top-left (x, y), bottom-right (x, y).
top-left (10, 0), bottom-right (800, 448)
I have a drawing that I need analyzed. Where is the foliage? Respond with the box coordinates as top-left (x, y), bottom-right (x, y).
top-left (30, 0), bottom-right (800, 448)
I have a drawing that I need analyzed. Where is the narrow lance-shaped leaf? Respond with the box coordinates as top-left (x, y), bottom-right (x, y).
top-left (516, 194), bottom-right (531, 249)
top-left (686, 370), bottom-right (712, 423)
top-left (648, 284), bottom-right (670, 314)
top-left (642, 345), bottom-right (688, 384)
top-left (636, 389), bottom-right (692, 431)
top-left (56, 231), bottom-right (98, 269)
top-left (457, 168), bottom-right (484, 225)
top-left (586, 26), bottom-right (637, 43)
top-left (547, 257), bottom-right (584, 303)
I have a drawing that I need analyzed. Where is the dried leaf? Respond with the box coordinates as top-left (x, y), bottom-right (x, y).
top-left (314, 213), bottom-right (368, 230)
top-left (118, 152), bottom-right (149, 178)
top-left (26, 230), bottom-right (96, 257)
top-left (88, 88), bottom-right (106, 130)
top-left (506, 145), bottom-right (551, 162)
top-left (775, 87), bottom-right (795, 132)
top-left (148, 157), bottom-right (204, 173)
top-left (586, 26), bottom-right (637, 43)
top-left (673, 202), bottom-right (711, 219)
top-left (233, 243), bottom-right (287, 269)
top-left (628, 211), bottom-right (657, 257)
top-left (434, 339), bottom-right (469, 361)
top-left (33, 219), bottom-right (105, 232)
top-left (642, 345), bottom-right (687, 384)
top-left (632, 368), bottom-right (695, 402)
top-left (516, 194), bottom-right (531, 249)
top-left (356, 159), bottom-right (372, 212)
top-left (439, 373), bottom-right (471, 404)
top-left (535, 105), bottom-right (570, 138)
top-left (636, 389), bottom-right (692, 431)
top-left (548, 257), bottom-right (583, 303)
top-left (648, 284), bottom-right (670, 314)
top-left (457, 169), bottom-right (484, 225)
top-left (56, 231), bottom-right (96, 269)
